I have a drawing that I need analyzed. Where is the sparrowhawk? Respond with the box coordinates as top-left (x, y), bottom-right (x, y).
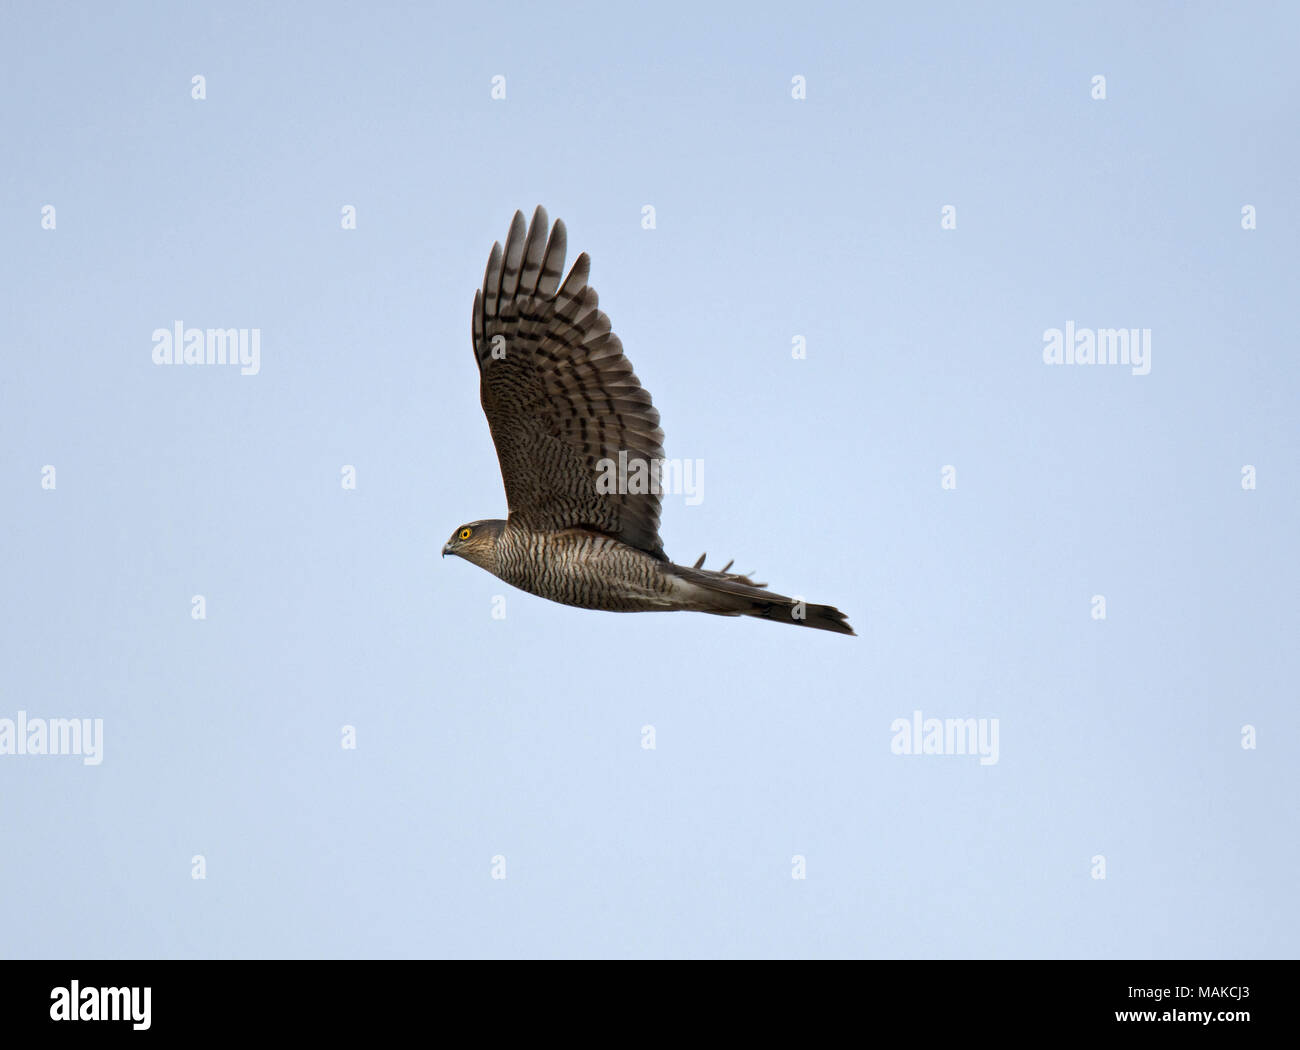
top-left (443, 207), bottom-right (854, 635)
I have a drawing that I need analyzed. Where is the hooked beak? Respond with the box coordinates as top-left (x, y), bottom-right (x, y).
top-left (442, 543), bottom-right (452, 558)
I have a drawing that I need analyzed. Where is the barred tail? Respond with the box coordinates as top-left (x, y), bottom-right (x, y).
top-left (666, 555), bottom-right (855, 636)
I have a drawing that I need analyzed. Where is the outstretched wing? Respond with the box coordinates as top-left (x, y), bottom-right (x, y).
top-left (471, 206), bottom-right (667, 559)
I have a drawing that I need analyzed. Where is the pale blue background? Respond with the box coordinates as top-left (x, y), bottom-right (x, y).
top-left (2, 0), bottom-right (1297, 958)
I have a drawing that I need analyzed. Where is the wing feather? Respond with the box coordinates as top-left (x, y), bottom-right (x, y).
top-left (470, 207), bottom-right (667, 558)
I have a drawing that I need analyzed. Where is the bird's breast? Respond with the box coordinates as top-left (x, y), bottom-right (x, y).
top-left (494, 526), bottom-right (673, 611)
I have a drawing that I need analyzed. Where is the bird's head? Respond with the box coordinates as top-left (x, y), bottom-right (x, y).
top-left (442, 519), bottom-right (506, 571)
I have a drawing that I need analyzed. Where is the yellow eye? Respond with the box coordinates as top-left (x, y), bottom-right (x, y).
top-left (459, 527), bottom-right (472, 540)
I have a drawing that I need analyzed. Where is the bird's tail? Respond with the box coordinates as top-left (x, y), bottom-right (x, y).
top-left (665, 554), bottom-right (855, 636)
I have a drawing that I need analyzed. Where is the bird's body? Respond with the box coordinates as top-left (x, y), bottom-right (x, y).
top-left (443, 207), bottom-right (854, 636)
top-left (470, 520), bottom-right (675, 612)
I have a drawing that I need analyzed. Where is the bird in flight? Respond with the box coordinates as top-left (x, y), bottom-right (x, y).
top-left (443, 207), bottom-right (854, 635)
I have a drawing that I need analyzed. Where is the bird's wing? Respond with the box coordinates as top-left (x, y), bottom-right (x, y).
top-left (471, 206), bottom-right (667, 559)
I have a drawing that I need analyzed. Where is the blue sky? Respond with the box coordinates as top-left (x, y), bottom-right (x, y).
top-left (1, 0), bottom-right (1297, 958)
